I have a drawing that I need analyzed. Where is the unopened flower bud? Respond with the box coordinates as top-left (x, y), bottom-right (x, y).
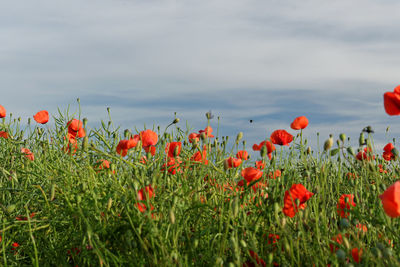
top-left (235, 132), bottom-right (243, 144)
top-left (107, 197), bottom-right (113, 211)
top-left (173, 118), bottom-right (180, 124)
top-left (124, 129), bottom-right (131, 139)
top-left (83, 118), bottom-right (88, 128)
top-left (392, 147), bottom-right (399, 158)
top-left (169, 210), bottom-right (175, 224)
top-left (260, 145), bottom-right (267, 158)
top-left (359, 133), bottom-right (365, 146)
top-left (173, 146), bottom-right (180, 157)
top-left (200, 132), bottom-right (207, 141)
top-left (339, 133), bottom-right (346, 142)
top-left (324, 134), bottom-right (333, 151)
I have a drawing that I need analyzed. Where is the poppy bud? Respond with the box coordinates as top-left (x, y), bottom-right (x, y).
top-left (371, 247), bottom-right (382, 258)
top-left (205, 111), bottom-right (213, 120)
top-left (324, 135), bottom-right (333, 151)
top-left (392, 147), bottom-right (399, 158)
top-left (347, 147), bottom-right (355, 157)
top-left (240, 240), bottom-right (247, 248)
top-left (173, 118), bottom-right (180, 124)
top-left (200, 132), bottom-right (207, 141)
top-left (169, 210), bottom-right (175, 224)
top-left (6, 204), bottom-right (16, 214)
top-left (83, 118), bottom-right (88, 128)
top-left (193, 239), bottom-right (199, 249)
top-left (235, 132), bottom-right (243, 144)
top-left (223, 159), bottom-right (230, 171)
top-left (124, 129), bottom-right (131, 139)
top-left (339, 218), bottom-right (350, 230)
top-left (306, 146), bottom-right (311, 154)
top-left (260, 145), bottom-right (267, 158)
top-left (50, 184), bottom-right (56, 201)
top-left (268, 253), bottom-right (274, 265)
top-left (330, 148), bottom-right (339, 156)
top-left (37, 128), bottom-right (42, 136)
top-left (27, 117), bottom-right (31, 124)
top-left (339, 133), bottom-right (346, 142)
top-left (107, 198), bottom-right (113, 211)
top-left (215, 257), bottom-right (223, 266)
top-left (336, 249), bottom-right (346, 262)
top-left (82, 136), bottom-right (89, 151)
top-left (359, 133), bottom-right (365, 146)
top-left (173, 146), bottom-right (180, 157)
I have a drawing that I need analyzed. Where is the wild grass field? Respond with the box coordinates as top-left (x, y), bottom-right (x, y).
top-left (1, 86), bottom-right (400, 266)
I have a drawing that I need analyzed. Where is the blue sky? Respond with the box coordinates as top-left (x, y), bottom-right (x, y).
top-left (1, 0), bottom-right (400, 154)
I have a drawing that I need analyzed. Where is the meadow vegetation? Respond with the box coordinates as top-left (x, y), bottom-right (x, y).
top-left (1, 90), bottom-right (400, 266)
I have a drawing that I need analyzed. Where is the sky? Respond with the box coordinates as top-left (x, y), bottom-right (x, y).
top-left (1, 0), bottom-right (400, 154)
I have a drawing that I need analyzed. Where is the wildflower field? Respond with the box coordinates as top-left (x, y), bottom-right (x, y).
top-left (1, 86), bottom-right (400, 266)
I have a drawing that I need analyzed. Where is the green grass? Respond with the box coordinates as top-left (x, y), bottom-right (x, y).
top-left (0, 107), bottom-right (399, 267)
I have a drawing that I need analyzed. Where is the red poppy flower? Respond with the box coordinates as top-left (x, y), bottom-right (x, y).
top-left (0, 105), bottom-right (6, 118)
top-left (241, 167), bottom-right (263, 184)
top-left (226, 157), bottom-right (242, 168)
top-left (11, 242), bottom-right (19, 249)
top-left (270, 130), bottom-right (293, 146)
top-left (236, 150), bottom-right (249, 160)
top-left (355, 223), bottom-right (368, 234)
top-left (329, 233), bottom-right (343, 253)
top-left (67, 119), bottom-right (85, 138)
top-left (33, 110), bottom-right (49, 124)
top-left (383, 143), bottom-right (395, 161)
top-left (140, 129), bottom-right (158, 147)
top-left (64, 134), bottom-right (78, 154)
top-left (191, 146), bottom-right (208, 165)
top-left (198, 126), bottom-right (215, 138)
top-left (243, 250), bottom-right (266, 267)
top-left (351, 248), bottom-right (362, 263)
top-left (137, 185), bottom-right (154, 201)
top-left (135, 202), bottom-right (154, 213)
top-left (144, 145), bottom-right (156, 156)
top-left (127, 135), bottom-right (140, 149)
top-left (355, 147), bottom-right (374, 161)
top-left (379, 181), bottom-right (400, 218)
top-left (337, 194), bottom-right (356, 218)
top-left (267, 234), bottom-right (280, 245)
top-left (116, 140), bottom-right (129, 157)
top-left (268, 169), bottom-right (281, 179)
top-left (97, 159), bottom-right (110, 169)
top-left (252, 140), bottom-right (275, 159)
top-left (383, 85), bottom-right (400, 115)
top-left (282, 184), bottom-right (313, 218)
top-left (16, 212), bottom-right (36, 221)
top-left (21, 148), bottom-right (34, 161)
top-left (188, 132), bottom-right (200, 143)
top-left (0, 131), bottom-right (9, 139)
top-left (290, 116), bottom-right (309, 130)
top-left (161, 157), bottom-right (182, 174)
top-left (165, 142), bottom-right (182, 158)
top-left (255, 160), bottom-right (265, 170)
top-left (136, 185), bottom-right (155, 213)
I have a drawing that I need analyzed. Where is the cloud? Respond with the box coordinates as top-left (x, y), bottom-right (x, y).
top-left (0, 0), bottom-right (399, 154)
